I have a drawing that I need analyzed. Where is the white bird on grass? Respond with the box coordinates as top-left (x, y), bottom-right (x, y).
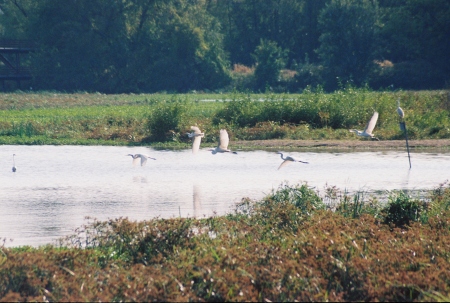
top-left (12, 154), bottom-right (16, 172)
top-left (187, 126), bottom-right (204, 154)
top-left (209, 129), bottom-right (237, 154)
top-left (127, 154), bottom-right (156, 166)
top-left (349, 112), bottom-right (380, 141)
top-left (277, 152), bottom-right (308, 170)
top-left (396, 99), bottom-right (405, 119)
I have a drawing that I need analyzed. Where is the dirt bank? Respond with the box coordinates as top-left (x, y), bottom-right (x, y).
top-left (233, 139), bottom-right (450, 151)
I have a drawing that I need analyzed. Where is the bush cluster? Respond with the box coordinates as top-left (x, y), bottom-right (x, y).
top-left (1, 182), bottom-right (450, 301)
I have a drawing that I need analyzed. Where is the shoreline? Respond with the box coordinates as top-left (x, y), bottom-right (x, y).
top-left (232, 138), bottom-right (450, 151)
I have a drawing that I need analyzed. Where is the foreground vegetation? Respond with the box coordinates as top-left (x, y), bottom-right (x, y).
top-left (0, 89), bottom-right (449, 147)
top-left (1, 181), bottom-right (450, 301)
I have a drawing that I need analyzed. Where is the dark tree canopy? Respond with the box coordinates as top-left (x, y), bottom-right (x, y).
top-left (0, 0), bottom-right (448, 92)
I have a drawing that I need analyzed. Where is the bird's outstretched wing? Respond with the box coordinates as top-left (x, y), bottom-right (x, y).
top-left (277, 160), bottom-right (291, 170)
top-left (219, 129), bottom-right (230, 149)
top-left (139, 154), bottom-right (148, 166)
top-left (364, 112), bottom-right (379, 135)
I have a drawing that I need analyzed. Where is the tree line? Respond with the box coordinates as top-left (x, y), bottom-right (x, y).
top-left (0, 0), bottom-right (449, 93)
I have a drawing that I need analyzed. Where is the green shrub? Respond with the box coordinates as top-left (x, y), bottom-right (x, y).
top-left (265, 182), bottom-right (325, 216)
top-left (147, 100), bottom-right (188, 142)
top-left (382, 191), bottom-right (427, 227)
top-left (212, 97), bottom-right (260, 127)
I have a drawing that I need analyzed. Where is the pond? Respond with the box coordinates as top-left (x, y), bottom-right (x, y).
top-left (1, 145), bottom-right (449, 247)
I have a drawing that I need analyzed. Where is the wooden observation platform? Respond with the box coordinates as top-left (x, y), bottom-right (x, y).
top-left (0, 39), bottom-right (35, 89)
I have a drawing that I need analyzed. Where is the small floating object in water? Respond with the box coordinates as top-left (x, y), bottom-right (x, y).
top-left (12, 154), bottom-right (16, 172)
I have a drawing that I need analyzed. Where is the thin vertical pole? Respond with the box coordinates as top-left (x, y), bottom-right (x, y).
top-left (400, 121), bottom-right (412, 169)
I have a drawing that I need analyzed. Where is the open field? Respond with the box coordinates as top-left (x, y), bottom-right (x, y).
top-left (0, 89), bottom-right (449, 148)
top-left (1, 182), bottom-right (450, 301)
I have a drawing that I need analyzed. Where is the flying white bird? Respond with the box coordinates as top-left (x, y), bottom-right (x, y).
top-left (187, 126), bottom-right (204, 154)
top-left (396, 99), bottom-right (404, 119)
top-left (12, 154), bottom-right (16, 172)
top-left (349, 112), bottom-right (380, 140)
top-left (277, 152), bottom-right (308, 170)
top-left (210, 129), bottom-right (237, 154)
top-left (127, 154), bottom-right (156, 166)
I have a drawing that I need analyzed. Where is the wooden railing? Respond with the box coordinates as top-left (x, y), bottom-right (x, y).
top-left (0, 39), bottom-right (36, 51)
top-left (0, 39), bottom-right (34, 83)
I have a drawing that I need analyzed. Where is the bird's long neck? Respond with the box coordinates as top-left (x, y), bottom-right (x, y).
top-left (278, 153), bottom-right (285, 160)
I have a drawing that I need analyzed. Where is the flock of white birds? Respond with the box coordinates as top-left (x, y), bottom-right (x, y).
top-left (11, 100), bottom-right (406, 172)
top-left (125, 127), bottom-right (309, 171)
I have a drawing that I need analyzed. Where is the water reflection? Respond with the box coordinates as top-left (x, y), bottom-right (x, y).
top-left (193, 184), bottom-right (202, 218)
top-left (133, 176), bottom-right (148, 183)
top-left (401, 169), bottom-right (411, 188)
top-left (1, 145), bottom-right (449, 247)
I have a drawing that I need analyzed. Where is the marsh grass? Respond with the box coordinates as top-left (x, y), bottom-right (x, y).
top-left (1, 182), bottom-right (450, 301)
top-left (1, 89), bottom-right (449, 146)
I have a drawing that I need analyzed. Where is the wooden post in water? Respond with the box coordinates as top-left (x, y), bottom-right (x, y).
top-left (399, 121), bottom-right (411, 169)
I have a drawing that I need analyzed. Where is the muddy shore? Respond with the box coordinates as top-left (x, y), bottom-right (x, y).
top-left (232, 139), bottom-right (450, 151)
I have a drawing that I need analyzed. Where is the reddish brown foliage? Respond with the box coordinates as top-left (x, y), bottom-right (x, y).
top-left (1, 191), bottom-right (450, 301)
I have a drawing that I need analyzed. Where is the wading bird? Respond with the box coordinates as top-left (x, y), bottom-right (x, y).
top-left (187, 126), bottom-right (204, 154)
top-left (349, 112), bottom-right (379, 141)
top-left (210, 129), bottom-right (237, 154)
top-left (12, 154), bottom-right (16, 172)
top-left (277, 152), bottom-right (308, 170)
top-left (396, 99), bottom-right (411, 168)
top-left (127, 154), bottom-right (156, 166)
top-left (396, 99), bottom-right (405, 119)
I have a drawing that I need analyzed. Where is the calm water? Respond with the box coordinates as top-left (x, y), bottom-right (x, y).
top-left (1, 145), bottom-right (449, 247)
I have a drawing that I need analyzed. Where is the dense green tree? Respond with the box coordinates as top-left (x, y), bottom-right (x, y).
top-left (0, 0), bottom-right (37, 38)
top-left (207, 0), bottom-right (326, 67)
top-left (139, 0), bottom-right (231, 92)
top-left (376, 0), bottom-right (450, 88)
top-left (0, 0), bottom-right (448, 92)
top-left (5, 0), bottom-right (230, 92)
top-left (316, 0), bottom-right (380, 90)
top-left (252, 39), bottom-right (287, 91)
top-left (27, 0), bottom-right (131, 92)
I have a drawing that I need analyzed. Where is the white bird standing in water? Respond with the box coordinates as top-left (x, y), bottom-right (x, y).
top-left (349, 111), bottom-right (380, 140)
top-left (12, 154), bottom-right (16, 172)
top-left (396, 99), bottom-right (405, 119)
top-left (187, 126), bottom-right (204, 154)
top-left (210, 129), bottom-right (237, 154)
top-left (127, 154), bottom-right (156, 166)
top-left (396, 98), bottom-right (411, 168)
top-left (277, 152), bottom-right (308, 170)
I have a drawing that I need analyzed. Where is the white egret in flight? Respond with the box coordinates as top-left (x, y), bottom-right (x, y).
top-left (187, 126), bottom-right (204, 154)
top-left (12, 154), bottom-right (16, 172)
top-left (210, 129), bottom-right (237, 154)
top-left (349, 112), bottom-right (379, 140)
top-left (277, 152), bottom-right (308, 170)
top-left (127, 154), bottom-right (156, 166)
top-left (396, 99), bottom-right (405, 119)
